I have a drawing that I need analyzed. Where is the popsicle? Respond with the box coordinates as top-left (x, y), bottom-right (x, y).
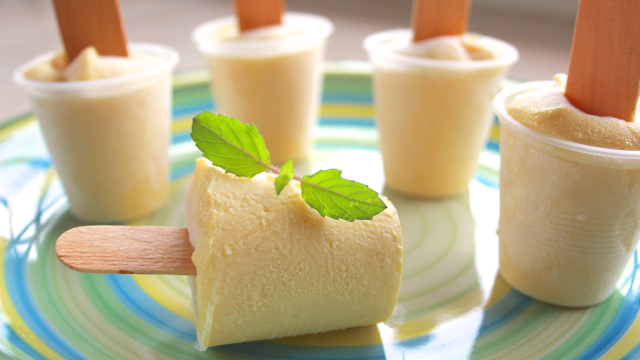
top-left (192, 4), bottom-right (332, 164)
top-left (56, 157), bottom-right (402, 347)
top-left (15, 0), bottom-right (178, 222)
top-left (497, 0), bottom-right (640, 306)
top-left (364, 0), bottom-right (517, 198)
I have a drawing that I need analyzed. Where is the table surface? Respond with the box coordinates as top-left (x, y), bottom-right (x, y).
top-left (1, 0), bottom-right (577, 124)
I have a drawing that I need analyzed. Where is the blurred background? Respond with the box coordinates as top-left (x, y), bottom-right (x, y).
top-left (1, 0), bottom-right (579, 122)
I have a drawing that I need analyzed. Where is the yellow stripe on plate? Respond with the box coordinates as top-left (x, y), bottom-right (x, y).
top-left (600, 313), bottom-right (640, 360)
top-left (172, 117), bottom-right (194, 134)
top-left (320, 105), bottom-right (374, 119)
top-left (0, 237), bottom-right (64, 360)
top-left (0, 115), bottom-right (36, 143)
top-left (133, 275), bottom-right (194, 321)
top-left (387, 287), bottom-right (485, 342)
top-left (489, 126), bottom-right (500, 143)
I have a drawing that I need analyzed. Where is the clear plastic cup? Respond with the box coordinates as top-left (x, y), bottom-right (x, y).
top-left (14, 43), bottom-right (179, 223)
top-left (493, 81), bottom-right (640, 306)
top-left (364, 30), bottom-right (518, 197)
top-left (192, 12), bottom-right (333, 164)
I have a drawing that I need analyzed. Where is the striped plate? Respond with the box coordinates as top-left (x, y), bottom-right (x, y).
top-left (0, 64), bottom-right (639, 360)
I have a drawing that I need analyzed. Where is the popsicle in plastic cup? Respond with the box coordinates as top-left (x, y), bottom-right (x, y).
top-left (364, 30), bottom-right (518, 197)
top-left (14, 43), bottom-right (179, 222)
top-left (192, 12), bottom-right (333, 164)
top-left (494, 77), bottom-right (640, 306)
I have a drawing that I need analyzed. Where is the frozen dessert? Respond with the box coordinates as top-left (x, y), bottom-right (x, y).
top-left (364, 30), bottom-right (518, 198)
top-left (185, 158), bottom-right (402, 348)
top-left (192, 13), bottom-right (333, 164)
top-left (506, 75), bottom-right (640, 150)
top-left (22, 46), bottom-right (162, 82)
top-left (14, 43), bottom-right (179, 222)
top-left (495, 76), bottom-right (640, 306)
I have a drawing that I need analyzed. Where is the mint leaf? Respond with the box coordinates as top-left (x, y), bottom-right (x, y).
top-left (191, 112), bottom-right (271, 178)
top-left (274, 159), bottom-right (294, 195)
top-left (300, 169), bottom-right (387, 222)
top-left (191, 112), bottom-right (387, 221)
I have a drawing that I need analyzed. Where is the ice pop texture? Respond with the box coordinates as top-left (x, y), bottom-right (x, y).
top-left (22, 46), bottom-right (162, 82)
top-left (14, 43), bottom-right (179, 222)
top-left (192, 13), bottom-right (333, 164)
top-left (495, 79), bottom-right (640, 306)
top-left (364, 30), bottom-right (518, 198)
top-left (507, 75), bottom-right (640, 150)
top-left (185, 158), bottom-right (402, 348)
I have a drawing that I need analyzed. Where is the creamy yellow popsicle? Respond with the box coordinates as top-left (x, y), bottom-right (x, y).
top-left (365, 31), bottom-right (518, 198)
top-left (496, 76), bottom-right (640, 306)
top-left (192, 13), bottom-right (333, 164)
top-left (185, 158), bottom-right (402, 348)
top-left (15, 44), bottom-right (179, 222)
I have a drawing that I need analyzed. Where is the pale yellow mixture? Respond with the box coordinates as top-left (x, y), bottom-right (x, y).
top-left (23, 46), bottom-right (161, 82)
top-left (499, 76), bottom-right (640, 306)
top-left (19, 46), bottom-right (175, 222)
top-left (193, 14), bottom-right (332, 164)
top-left (185, 158), bottom-right (402, 348)
top-left (506, 75), bottom-right (640, 150)
top-left (367, 32), bottom-right (517, 197)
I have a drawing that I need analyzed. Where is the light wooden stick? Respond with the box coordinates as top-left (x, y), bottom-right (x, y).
top-left (565, 0), bottom-right (640, 122)
top-left (412, 0), bottom-right (471, 42)
top-left (233, 0), bottom-right (284, 32)
top-left (56, 226), bottom-right (196, 275)
top-left (51, 0), bottom-right (129, 62)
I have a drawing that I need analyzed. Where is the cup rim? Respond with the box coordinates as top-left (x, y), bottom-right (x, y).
top-left (363, 29), bottom-right (519, 70)
top-left (191, 12), bottom-right (334, 55)
top-left (493, 80), bottom-right (640, 159)
top-left (13, 42), bottom-right (180, 91)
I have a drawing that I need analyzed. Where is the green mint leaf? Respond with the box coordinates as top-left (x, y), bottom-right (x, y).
top-left (300, 169), bottom-right (387, 222)
top-left (191, 112), bottom-right (271, 178)
top-left (274, 159), bottom-right (294, 196)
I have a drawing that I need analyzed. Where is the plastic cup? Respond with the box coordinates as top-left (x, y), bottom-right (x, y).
top-left (364, 30), bottom-right (518, 197)
top-left (493, 81), bottom-right (640, 306)
top-left (192, 12), bottom-right (333, 164)
top-left (14, 43), bottom-right (179, 223)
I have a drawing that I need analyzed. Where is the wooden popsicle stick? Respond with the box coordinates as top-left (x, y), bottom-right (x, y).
top-left (55, 226), bottom-right (196, 275)
top-left (51, 0), bottom-right (129, 62)
top-left (233, 0), bottom-right (284, 32)
top-left (565, 0), bottom-right (640, 122)
top-left (412, 0), bottom-right (471, 42)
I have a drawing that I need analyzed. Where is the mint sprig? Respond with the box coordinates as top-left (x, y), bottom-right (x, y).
top-left (301, 170), bottom-right (386, 221)
top-left (274, 159), bottom-right (294, 195)
top-left (191, 112), bottom-right (387, 221)
top-left (192, 112), bottom-right (271, 178)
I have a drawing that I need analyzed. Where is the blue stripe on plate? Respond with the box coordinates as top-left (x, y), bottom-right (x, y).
top-left (321, 95), bottom-right (373, 104)
top-left (6, 235), bottom-right (86, 359)
top-left (172, 102), bottom-right (215, 118)
top-left (3, 186), bottom-right (84, 359)
top-left (5, 327), bottom-right (49, 360)
top-left (319, 119), bottom-right (375, 128)
top-left (486, 141), bottom-right (499, 152)
top-left (476, 290), bottom-right (535, 338)
top-left (475, 176), bottom-right (498, 189)
top-left (171, 162), bottom-right (197, 182)
top-left (622, 342), bottom-right (640, 360)
top-left (578, 252), bottom-right (640, 359)
top-left (104, 275), bottom-right (197, 343)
